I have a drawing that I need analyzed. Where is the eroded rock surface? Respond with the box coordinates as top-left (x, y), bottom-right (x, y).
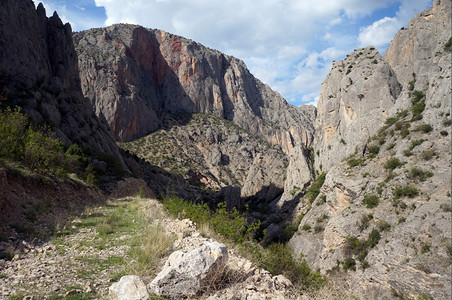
top-left (74, 25), bottom-right (315, 154)
top-left (149, 241), bottom-right (229, 298)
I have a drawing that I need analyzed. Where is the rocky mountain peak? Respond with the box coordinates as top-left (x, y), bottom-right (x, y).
top-left (74, 25), bottom-right (315, 154)
top-left (314, 46), bottom-right (401, 172)
top-left (0, 0), bottom-right (123, 161)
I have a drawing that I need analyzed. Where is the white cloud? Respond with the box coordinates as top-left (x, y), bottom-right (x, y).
top-left (358, 0), bottom-right (432, 50)
top-left (358, 16), bottom-right (400, 48)
top-left (35, 0), bottom-right (433, 106)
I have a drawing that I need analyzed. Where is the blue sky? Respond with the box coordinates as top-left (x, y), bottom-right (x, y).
top-left (36, 0), bottom-right (433, 107)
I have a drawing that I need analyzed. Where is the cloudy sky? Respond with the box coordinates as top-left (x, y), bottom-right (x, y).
top-left (36, 0), bottom-right (433, 107)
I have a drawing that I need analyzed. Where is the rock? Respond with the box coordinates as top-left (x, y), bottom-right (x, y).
top-left (109, 275), bottom-right (149, 300)
top-left (290, 1), bottom-right (451, 298)
top-left (74, 25), bottom-right (315, 154)
top-left (314, 46), bottom-right (401, 172)
top-left (149, 241), bottom-right (228, 298)
top-left (0, 0), bottom-right (124, 164)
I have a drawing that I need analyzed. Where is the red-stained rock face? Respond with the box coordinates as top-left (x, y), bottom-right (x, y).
top-left (74, 24), bottom-right (315, 152)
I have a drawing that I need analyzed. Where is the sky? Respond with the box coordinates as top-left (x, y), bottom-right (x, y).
top-left (35, 0), bottom-right (433, 107)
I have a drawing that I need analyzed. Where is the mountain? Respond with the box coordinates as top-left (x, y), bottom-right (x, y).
top-left (73, 24), bottom-right (317, 207)
top-left (73, 25), bottom-right (315, 155)
top-left (0, 1), bottom-right (122, 162)
top-left (290, 0), bottom-right (451, 298)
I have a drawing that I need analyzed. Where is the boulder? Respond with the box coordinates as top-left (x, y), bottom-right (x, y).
top-left (109, 275), bottom-right (149, 300)
top-left (149, 241), bottom-right (228, 298)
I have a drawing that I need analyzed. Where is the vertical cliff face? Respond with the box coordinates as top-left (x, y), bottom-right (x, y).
top-left (314, 46), bottom-right (401, 172)
top-left (74, 25), bottom-right (315, 154)
top-left (0, 0), bottom-right (122, 161)
top-left (290, 0), bottom-right (451, 298)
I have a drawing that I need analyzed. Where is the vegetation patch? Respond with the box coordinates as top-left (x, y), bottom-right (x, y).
top-left (408, 167), bottom-right (433, 182)
top-left (384, 157), bottom-right (404, 171)
top-left (305, 173), bottom-right (326, 204)
top-left (162, 195), bottom-right (324, 291)
top-left (0, 106), bottom-right (100, 183)
top-left (410, 90), bottom-right (426, 121)
top-left (394, 185), bottom-right (419, 199)
top-left (362, 194), bottom-right (379, 209)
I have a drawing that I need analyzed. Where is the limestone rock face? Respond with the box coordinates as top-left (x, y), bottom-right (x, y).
top-left (278, 145), bottom-right (313, 206)
top-left (74, 25), bottom-right (315, 154)
top-left (291, 1), bottom-right (451, 298)
top-left (149, 241), bottom-right (229, 298)
top-left (109, 275), bottom-right (149, 300)
top-left (0, 0), bottom-right (122, 161)
top-left (384, 0), bottom-right (451, 88)
top-left (314, 46), bottom-right (401, 172)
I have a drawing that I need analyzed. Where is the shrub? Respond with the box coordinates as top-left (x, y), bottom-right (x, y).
top-left (347, 155), bottom-right (365, 167)
top-left (394, 185), bottom-right (419, 199)
top-left (409, 167), bottom-right (433, 182)
top-left (340, 138), bottom-right (346, 145)
top-left (415, 124), bottom-right (433, 133)
top-left (420, 149), bottom-right (436, 161)
top-left (445, 36), bottom-right (452, 52)
top-left (400, 127), bottom-right (410, 138)
top-left (367, 145), bottom-right (380, 155)
top-left (279, 221), bottom-right (298, 243)
top-left (0, 106), bottom-right (28, 160)
top-left (376, 220), bottom-right (391, 232)
top-left (367, 229), bottom-right (381, 247)
top-left (440, 130), bottom-right (449, 136)
top-left (362, 194), bottom-right (379, 209)
top-left (301, 224), bottom-right (311, 231)
top-left (342, 258), bottom-right (356, 271)
top-left (384, 157), bottom-right (404, 170)
top-left (258, 243), bottom-right (324, 290)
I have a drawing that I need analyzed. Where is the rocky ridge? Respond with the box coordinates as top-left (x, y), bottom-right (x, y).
top-left (0, 0), bottom-right (122, 162)
top-left (290, 0), bottom-right (451, 298)
top-left (73, 25), bottom-right (315, 155)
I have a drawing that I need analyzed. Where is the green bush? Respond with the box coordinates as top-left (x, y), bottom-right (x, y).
top-left (0, 106), bottom-right (28, 160)
top-left (347, 155), bottom-right (365, 167)
top-left (410, 91), bottom-right (426, 120)
top-left (367, 145), bottom-right (380, 155)
top-left (445, 36), bottom-right (452, 52)
top-left (362, 194), bottom-right (379, 208)
top-left (279, 221), bottom-right (298, 243)
top-left (409, 167), bottom-right (433, 182)
top-left (301, 223), bottom-right (311, 231)
top-left (384, 157), bottom-right (404, 171)
top-left (367, 229), bottom-right (381, 247)
top-left (258, 243), bottom-right (324, 290)
top-left (342, 258), bottom-right (356, 271)
top-left (394, 185), bottom-right (419, 199)
top-left (415, 124), bottom-right (433, 133)
top-left (0, 106), bottom-right (95, 180)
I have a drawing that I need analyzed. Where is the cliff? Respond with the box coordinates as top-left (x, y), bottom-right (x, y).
top-left (73, 25), bottom-right (315, 155)
top-left (0, 0), bottom-right (122, 161)
top-left (290, 0), bottom-right (451, 298)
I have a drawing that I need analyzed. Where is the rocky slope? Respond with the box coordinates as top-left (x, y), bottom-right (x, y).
top-left (0, 0), bottom-right (122, 163)
top-left (290, 0), bottom-right (451, 298)
top-left (73, 25), bottom-right (315, 154)
top-left (120, 113), bottom-right (288, 204)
